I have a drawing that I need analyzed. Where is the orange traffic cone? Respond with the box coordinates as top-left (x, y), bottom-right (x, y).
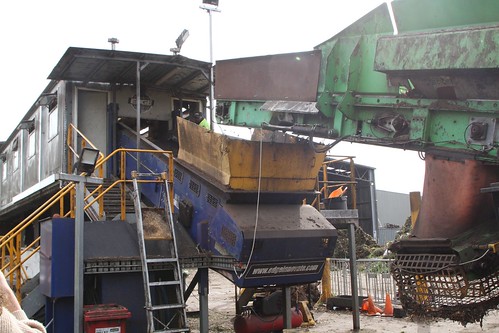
top-left (382, 293), bottom-right (394, 317)
top-left (361, 298), bottom-right (369, 312)
top-left (366, 294), bottom-right (382, 316)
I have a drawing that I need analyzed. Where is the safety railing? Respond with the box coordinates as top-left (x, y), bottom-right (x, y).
top-left (67, 123), bottom-right (105, 179)
top-left (0, 124), bottom-right (174, 300)
top-left (328, 258), bottom-right (399, 305)
top-left (66, 123), bottom-right (106, 218)
top-left (312, 156), bottom-right (358, 210)
top-left (80, 148), bottom-right (174, 221)
top-left (0, 182), bottom-right (75, 299)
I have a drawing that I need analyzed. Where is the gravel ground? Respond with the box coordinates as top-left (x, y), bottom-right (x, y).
top-left (185, 269), bottom-right (499, 332)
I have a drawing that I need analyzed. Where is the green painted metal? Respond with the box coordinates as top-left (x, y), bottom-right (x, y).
top-left (391, 0), bottom-right (499, 33)
top-left (375, 26), bottom-right (499, 71)
top-left (217, 0), bottom-right (499, 162)
top-left (227, 101), bottom-right (271, 128)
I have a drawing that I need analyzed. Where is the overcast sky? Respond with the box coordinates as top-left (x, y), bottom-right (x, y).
top-left (0, 0), bottom-right (425, 193)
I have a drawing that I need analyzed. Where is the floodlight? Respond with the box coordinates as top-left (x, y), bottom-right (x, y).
top-left (75, 147), bottom-right (100, 175)
top-left (171, 29), bottom-right (190, 55)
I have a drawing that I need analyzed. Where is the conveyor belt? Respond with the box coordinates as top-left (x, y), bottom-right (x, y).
top-left (83, 220), bottom-right (237, 274)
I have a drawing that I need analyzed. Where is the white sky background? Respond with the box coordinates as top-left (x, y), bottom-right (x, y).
top-left (0, 0), bottom-right (425, 194)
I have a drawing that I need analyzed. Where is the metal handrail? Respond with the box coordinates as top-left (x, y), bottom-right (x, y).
top-left (67, 123), bottom-right (105, 176)
top-left (316, 156), bottom-right (358, 210)
top-left (0, 144), bottom-right (173, 300)
top-left (83, 148), bottom-right (174, 220)
top-left (67, 124), bottom-right (106, 217)
top-left (0, 183), bottom-right (74, 298)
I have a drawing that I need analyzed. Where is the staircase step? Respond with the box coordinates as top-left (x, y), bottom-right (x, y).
top-left (146, 258), bottom-right (177, 264)
top-left (150, 303), bottom-right (185, 311)
top-left (149, 280), bottom-right (181, 287)
top-left (86, 177), bottom-right (135, 220)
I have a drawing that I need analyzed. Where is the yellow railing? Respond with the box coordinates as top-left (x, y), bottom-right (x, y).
top-left (79, 148), bottom-right (175, 221)
top-left (0, 124), bottom-right (174, 301)
top-left (312, 156), bottom-right (358, 210)
top-left (0, 182), bottom-right (75, 299)
top-left (67, 124), bottom-right (106, 218)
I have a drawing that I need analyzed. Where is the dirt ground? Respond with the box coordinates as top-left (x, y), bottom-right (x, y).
top-left (185, 269), bottom-right (499, 333)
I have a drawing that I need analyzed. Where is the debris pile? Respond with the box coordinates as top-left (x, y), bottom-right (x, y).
top-left (332, 226), bottom-right (384, 259)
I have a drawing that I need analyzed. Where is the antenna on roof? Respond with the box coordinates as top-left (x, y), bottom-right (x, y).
top-left (170, 29), bottom-right (189, 55)
top-left (108, 37), bottom-right (119, 50)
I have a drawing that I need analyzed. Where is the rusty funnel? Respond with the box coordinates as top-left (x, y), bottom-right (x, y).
top-left (413, 154), bottom-right (497, 239)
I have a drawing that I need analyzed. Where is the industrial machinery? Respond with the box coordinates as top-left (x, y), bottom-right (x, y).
top-left (214, 0), bottom-right (499, 324)
top-left (0, 0), bottom-right (497, 330)
top-left (118, 117), bottom-right (337, 288)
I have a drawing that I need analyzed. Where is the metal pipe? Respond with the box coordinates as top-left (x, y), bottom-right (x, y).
top-left (208, 9), bottom-right (214, 130)
top-left (349, 158), bottom-right (357, 209)
top-left (283, 286), bottom-right (292, 329)
top-left (368, 169), bottom-right (379, 242)
top-left (136, 61), bottom-right (141, 171)
top-left (348, 223), bottom-right (360, 330)
top-left (200, 3), bottom-right (219, 129)
top-left (74, 181), bottom-right (84, 333)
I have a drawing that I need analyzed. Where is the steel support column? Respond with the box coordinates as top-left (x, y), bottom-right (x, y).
top-left (198, 268), bottom-right (209, 333)
top-left (348, 222), bottom-right (360, 330)
top-left (282, 286), bottom-right (292, 329)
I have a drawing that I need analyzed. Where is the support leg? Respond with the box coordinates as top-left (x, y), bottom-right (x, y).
top-left (348, 222), bottom-right (360, 330)
top-left (198, 268), bottom-right (209, 333)
top-left (282, 286), bottom-right (292, 329)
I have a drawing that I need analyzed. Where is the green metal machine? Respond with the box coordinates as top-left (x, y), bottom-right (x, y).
top-left (214, 0), bottom-right (499, 324)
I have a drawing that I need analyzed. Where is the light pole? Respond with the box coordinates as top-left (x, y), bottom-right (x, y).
top-left (60, 148), bottom-right (103, 333)
top-left (200, 0), bottom-right (220, 131)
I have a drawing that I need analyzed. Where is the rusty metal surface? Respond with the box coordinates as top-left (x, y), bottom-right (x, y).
top-left (375, 25), bottom-right (499, 100)
top-left (176, 117), bottom-right (325, 192)
top-left (388, 71), bottom-right (499, 100)
top-left (412, 154), bottom-right (497, 239)
top-left (215, 50), bottom-right (321, 102)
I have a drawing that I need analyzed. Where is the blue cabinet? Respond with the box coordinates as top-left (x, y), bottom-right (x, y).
top-left (40, 218), bottom-right (75, 297)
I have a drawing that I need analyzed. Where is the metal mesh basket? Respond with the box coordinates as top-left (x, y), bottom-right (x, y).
top-left (391, 253), bottom-right (499, 324)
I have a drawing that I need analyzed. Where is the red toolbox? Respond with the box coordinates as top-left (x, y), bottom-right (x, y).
top-left (84, 304), bottom-right (131, 333)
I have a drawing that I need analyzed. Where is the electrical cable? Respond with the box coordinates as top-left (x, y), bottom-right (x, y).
top-left (418, 151), bottom-right (426, 160)
top-left (234, 130), bottom-right (263, 279)
top-left (309, 135), bottom-right (351, 153)
top-left (459, 249), bottom-right (491, 266)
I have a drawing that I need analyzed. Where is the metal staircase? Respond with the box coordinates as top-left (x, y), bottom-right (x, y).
top-left (85, 178), bottom-right (135, 220)
top-left (131, 172), bottom-right (189, 333)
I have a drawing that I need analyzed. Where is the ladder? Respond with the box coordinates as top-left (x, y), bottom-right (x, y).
top-left (131, 172), bottom-right (189, 333)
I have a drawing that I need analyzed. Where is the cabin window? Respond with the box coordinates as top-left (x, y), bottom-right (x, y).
top-left (28, 131), bottom-right (36, 158)
top-left (173, 99), bottom-right (201, 119)
top-left (12, 138), bottom-right (19, 171)
top-left (1, 159), bottom-right (6, 182)
top-left (49, 107), bottom-right (58, 139)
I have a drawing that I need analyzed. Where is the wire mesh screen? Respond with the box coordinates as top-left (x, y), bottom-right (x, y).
top-left (391, 253), bottom-right (499, 324)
